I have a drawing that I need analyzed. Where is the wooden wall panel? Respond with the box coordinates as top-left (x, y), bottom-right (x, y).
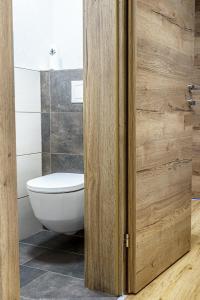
top-left (0, 0), bottom-right (20, 299)
top-left (128, 0), bottom-right (194, 293)
top-left (192, 0), bottom-right (200, 198)
top-left (84, 0), bottom-right (126, 295)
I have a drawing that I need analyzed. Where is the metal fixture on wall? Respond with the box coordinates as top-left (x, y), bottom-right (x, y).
top-left (187, 84), bottom-right (200, 106)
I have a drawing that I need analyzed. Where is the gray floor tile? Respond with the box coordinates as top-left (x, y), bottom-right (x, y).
top-left (75, 229), bottom-right (84, 237)
top-left (20, 265), bottom-right (47, 288)
top-left (21, 296), bottom-right (117, 299)
top-left (65, 298), bottom-right (117, 300)
top-left (22, 230), bottom-right (84, 255)
top-left (24, 249), bottom-right (84, 279)
top-left (43, 234), bottom-right (84, 254)
top-left (21, 271), bottom-right (115, 299)
top-left (21, 230), bottom-right (58, 248)
top-left (19, 243), bottom-right (47, 265)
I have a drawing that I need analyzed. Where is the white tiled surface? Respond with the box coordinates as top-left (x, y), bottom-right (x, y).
top-left (15, 112), bottom-right (41, 155)
top-left (14, 68), bottom-right (41, 112)
top-left (17, 153), bottom-right (42, 198)
top-left (71, 80), bottom-right (83, 103)
top-left (15, 67), bottom-right (42, 240)
top-left (18, 196), bottom-right (42, 240)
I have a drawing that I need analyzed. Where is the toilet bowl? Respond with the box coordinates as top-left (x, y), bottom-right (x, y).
top-left (27, 173), bottom-right (84, 235)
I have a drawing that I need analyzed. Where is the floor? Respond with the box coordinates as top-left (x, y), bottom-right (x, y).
top-left (20, 230), bottom-right (117, 299)
top-left (20, 201), bottom-right (200, 300)
top-left (126, 200), bottom-right (200, 300)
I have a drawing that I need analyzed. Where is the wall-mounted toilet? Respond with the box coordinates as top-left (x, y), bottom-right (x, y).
top-left (27, 173), bottom-right (84, 235)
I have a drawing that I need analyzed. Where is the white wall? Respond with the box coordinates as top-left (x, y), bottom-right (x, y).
top-left (51, 0), bottom-right (83, 70)
top-left (15, 68), bottom-right (43, 240)
top-left (13, 0), bottom-right (83, 70)
top-left (13, 0), bottom-right (52, 70)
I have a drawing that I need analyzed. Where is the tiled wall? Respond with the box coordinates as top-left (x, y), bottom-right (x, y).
top-left (15, 67), bottom-right (43, 240)
top-left (41, 69), bottom-right (83, 175)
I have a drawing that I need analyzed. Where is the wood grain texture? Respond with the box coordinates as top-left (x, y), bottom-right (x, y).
top-left (126, 201), bottom-right (200, 299)
top-left (128, 0), bottom-right (194, 293)
top-left (191, 69), bottom-right (200, 198)
top-left (195, 0), bottom-right (200, 66)
top-left (84, 0), bottom-right (126, 295)
top-left (192, 0), bottom-right (200, 198)
top-left (0, 0), bottom-right (20, 299)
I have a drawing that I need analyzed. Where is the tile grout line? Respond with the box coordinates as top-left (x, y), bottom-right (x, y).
top-left (20, 265), bottom-right (84, 282)
top-left (20, 241), bottom-right (84, 256)
top-left (47, 152), bottom-right (84, 156)
top-left (17, 152), bottom-right (41, 157)
top-left (49, 111), bottom-right (83, 113)
top-left (16, 111), bottom-right (42, 114)
top-left (18, 195), bottom-right (29, 200)
top-left (21, 229), bottom-right (84, 238)
top-left (21, 270), bottom-right (51, 291)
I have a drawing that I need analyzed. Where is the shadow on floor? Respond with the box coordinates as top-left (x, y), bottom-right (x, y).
top-left (20, 230), bottom-right (117, 299)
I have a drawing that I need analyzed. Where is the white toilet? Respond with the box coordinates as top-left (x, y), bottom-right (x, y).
top-left (27, 173), bottom-right (84, 235)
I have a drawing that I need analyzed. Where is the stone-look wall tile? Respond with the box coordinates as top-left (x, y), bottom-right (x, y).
top-left (42, 153), bottom-right (51, 175)
top-left (51, 112), bottom-right (83, 155)
top-left (51, 154), bottom-right (84, 173)
top-left (41, 113), bottom-right (50, 153)
top-left (41, 72), bottom-right (50, 113)
top-left (41, 69), bottom-right (84, 174)
top-left (50, 69), bottom-right (83, 112)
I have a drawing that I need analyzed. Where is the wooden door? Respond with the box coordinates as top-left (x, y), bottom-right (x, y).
top-left (0, 0), bottom-right (20, 299)
top-left (128, 0), bottom-right (194, 293)
top-left (84, 0), bottom-right (127, 295)
top-left (193, 0), bottom-right (200, 198)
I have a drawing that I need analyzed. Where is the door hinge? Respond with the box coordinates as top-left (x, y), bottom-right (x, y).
top-left (125, 233), bottom-right (129, 248)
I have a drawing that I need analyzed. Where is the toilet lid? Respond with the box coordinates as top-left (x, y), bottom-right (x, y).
top-left (27, 173), bottom-right (84, 194)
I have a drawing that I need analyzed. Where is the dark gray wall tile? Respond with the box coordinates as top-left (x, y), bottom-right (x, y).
top-left (51, 154), bottom-right (84, 173)
top-left (51, 112), bottom-right (83, 154)
top-left (42, 153), bottom-right (51, 175)
top-left (41, 69), bottom-right (84, 174)
top-left (50, 69), bottom-right (83, 112)
top-left (41, 113), bottom-right (50, 153)
top-left (41, 72), bottom-right (50, 113)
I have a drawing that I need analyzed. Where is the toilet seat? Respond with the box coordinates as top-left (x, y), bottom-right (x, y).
top-left (27, 173), bottom-right (84, 194)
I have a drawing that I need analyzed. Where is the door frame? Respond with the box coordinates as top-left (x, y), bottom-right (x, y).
top-left (127, 0), bottom-right (137, 292)
top-left (84, 0), bottom-right (128, 296)
top-left (0, 0), bottom-right (20, 299)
